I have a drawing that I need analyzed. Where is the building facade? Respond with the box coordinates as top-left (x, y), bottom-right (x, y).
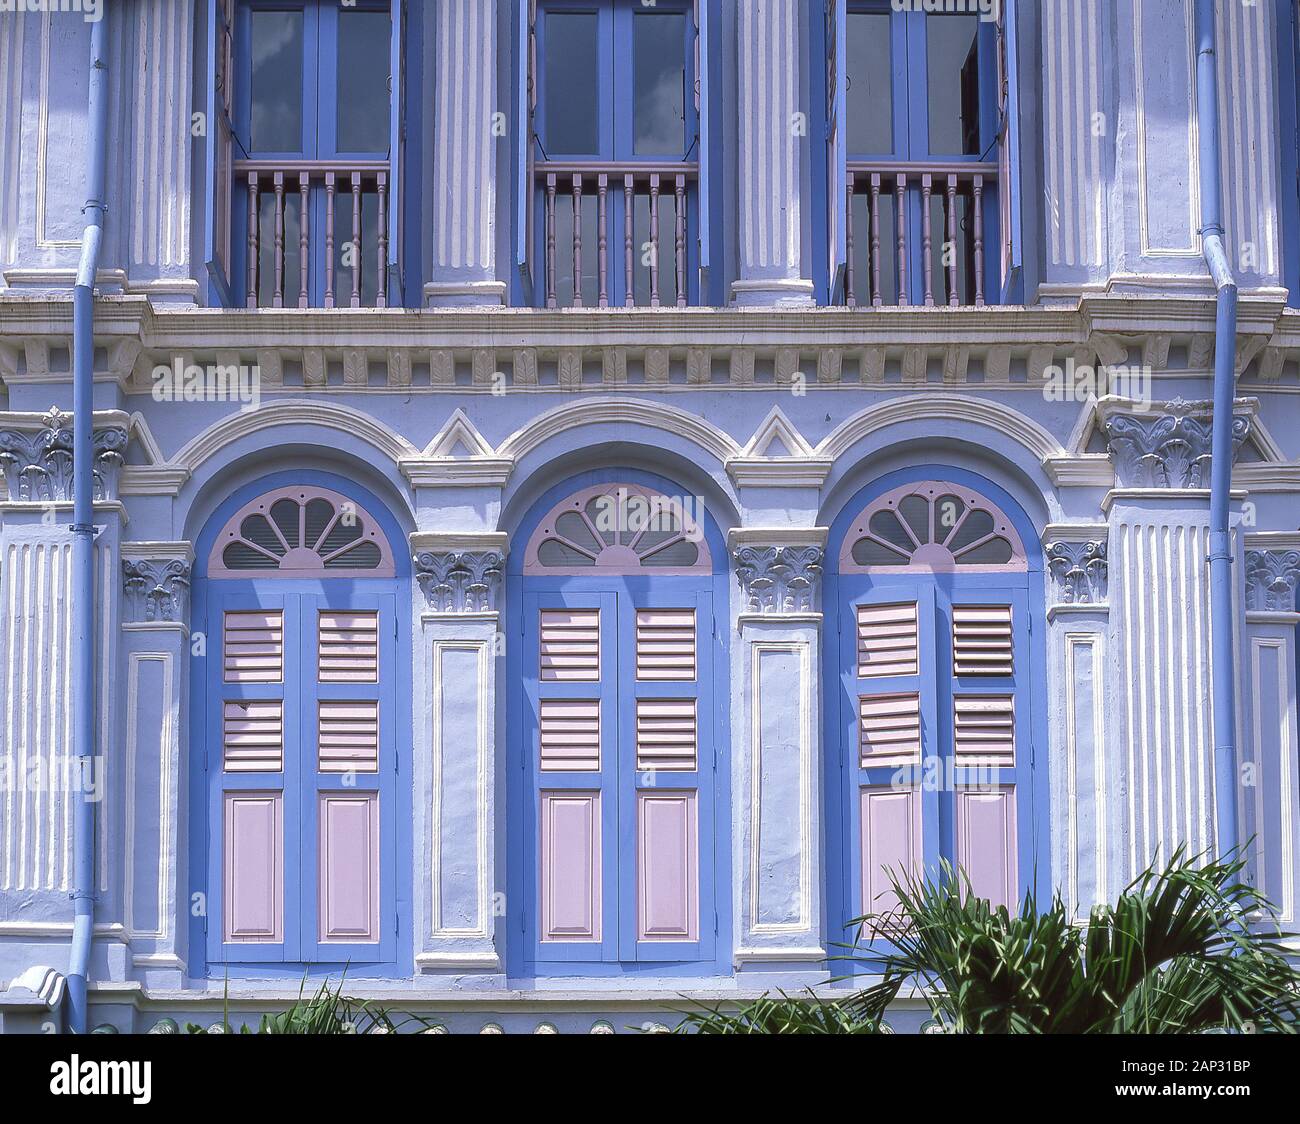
top-left (0, 0), bottom-right (1298, 1033)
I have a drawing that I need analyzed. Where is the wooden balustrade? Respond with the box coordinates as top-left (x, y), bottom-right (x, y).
top-left (537, 162), bottom-right (697, 309)
top-left (844, 161), bottom-right (996, 309)
top-left (236, 161), bottom-right (389, 309)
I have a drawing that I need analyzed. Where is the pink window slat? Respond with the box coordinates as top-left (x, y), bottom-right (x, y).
top-left (539, 609), bottom-right (600, 682)
top-left (635, 699), bottom-right (698, 771)
top-left (317, 700), bottom-right (380, 773)
top-left (857, 602), bottom-right (919, 678)
top-left (859, 692), bottom-right (922, 768)
top-left (635, 609), bottom-right (696, 680)
top-left (539, 699), bottom-right (601, 771)
top-left (222, 700), bottom-right (284, 772)
top-left (223, 610), bottom-right (284, 683)
top-left (952, 605), bottom-right (1014, 676)
top-left (954, 695), bottom-right (1016, 766)
top-left (318, 610), bottom-right (379, 683)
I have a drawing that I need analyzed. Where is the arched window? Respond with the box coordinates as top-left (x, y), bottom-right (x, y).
top-left (195, 481), bottom-right (402, 975)
top-left (831, 476), bottom-right (1036, 952)
top-left (523, 482), bottom-right (711, 574)
top-left (208, 486), bottom-right (396, 577)
top-left (840, 480), bottom-right (1026, 572)
top-left (512, 478), bottom-right (722, 976)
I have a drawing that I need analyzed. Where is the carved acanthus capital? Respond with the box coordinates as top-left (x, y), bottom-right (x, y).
top-left (1101, 398), bottom-right (1251, 489)
top-left (0, 407), bottom-right (129, 503)
top-left (733, 545), bottom-right (824, 614)
top-left (1045, 539), bottom-right (1108, 605)
top-left (414, 550), bottom-right (505, 613)
top-left (122, 557), bottom-right (192, 623)
top-left (1245, 550), bottom-right (1300, 612)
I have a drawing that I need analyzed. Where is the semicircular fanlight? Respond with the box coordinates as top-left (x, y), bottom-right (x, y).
top-left (524, 483), bottom-right (712, 575)
top-left (209, 486), bottom-right (396, 578)
top-left (841, 481), bottom-right (1026, 573)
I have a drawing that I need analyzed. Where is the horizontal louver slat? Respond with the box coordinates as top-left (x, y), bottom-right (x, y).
top-left (953, 605), bottom-right (1013, 676)
top-left (859, 692), bottom-right (921, 768)
top-left (318, 611), bottom-right (379, 683)
top-left (636, 699), bottom-right (698, 771)
top-left (857, 602), bottom-right (919, 678)
top-left (223, 610), bottom-right (283, 683)
top-left (539, 699), bottom-right (601, 771)
top-left (540, 610), bottom-right (600, 682)
top-left (954, 695), bottom-right (1015, 765)
top-left (223, 700), bottom-right (283, 772)
top-left (318, 700), bottom-right (380, 772)
top-left (636, 609), bottom-right (696, 680)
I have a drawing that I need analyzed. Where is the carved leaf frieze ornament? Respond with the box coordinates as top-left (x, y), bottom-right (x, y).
top-left (1244, 550), bottom-right (1300, 613)
top-left (1103, 400), bottom-right (1250, 489)
top-left (122, 558), bottom-right (192, 623)
top-left (733, 545), bottom-right (824, 614)
top-left (0, 407), bottom-right (129, 502)
top-left (414, 550), bottom-right (505, 613)
top-left (1045, 540), bottom-right (1108, 605)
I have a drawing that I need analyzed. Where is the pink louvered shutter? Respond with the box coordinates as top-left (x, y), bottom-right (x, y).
top-left (217, 603), bottom-right (289, 951)
top-left (950, 595), bottom-right (1024, 909)
top-left (850, 588), bottom-right (935, 931)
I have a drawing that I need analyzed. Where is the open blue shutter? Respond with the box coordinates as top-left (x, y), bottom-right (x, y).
top-left (203, 0), bottom-right (235, 307)
top-left (998, 0), bottom-right (1023, 303)
top-left (388, 0), bottom-right (404, 303)
top-left (695, 0), bottom-right (710, 295)
top-left (827, 0), bottom-right (847, 303)
top-left (515, 0), bottom-right (535, 291)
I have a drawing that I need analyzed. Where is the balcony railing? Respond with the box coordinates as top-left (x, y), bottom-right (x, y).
top-left (844, 161), bottom-right (997, 309)
top-left (235, 160), bottom-right (389, 310)
top-left (536, 161), bottom-right (697, 309)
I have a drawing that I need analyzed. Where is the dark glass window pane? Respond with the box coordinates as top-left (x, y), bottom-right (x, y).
top-left (845, 12), bottom-right (892, 154)
top-left (633, 13), bottom-right (685, 156)
top-left (337, 10), bottom-right (390, 153)
top-left (544, 13), bottom-right (600, 154)
top-left (250, 10), bottom-right (304, 152)
top-left (926, 14), bottom-right (981, 155)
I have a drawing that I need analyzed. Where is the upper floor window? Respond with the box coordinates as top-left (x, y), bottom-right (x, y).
top-left (204, 0), bottom-right (402, 309)
top-left (827, 0), bottom-right (1010, 307)
top-left (521, 0), bottom-right (707, 308)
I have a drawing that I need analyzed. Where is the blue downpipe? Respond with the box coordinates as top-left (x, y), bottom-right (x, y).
top-left (68, 4), bottom-right (111, 1035)
top-left (1194, 0), bottom-right (1240, 860)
